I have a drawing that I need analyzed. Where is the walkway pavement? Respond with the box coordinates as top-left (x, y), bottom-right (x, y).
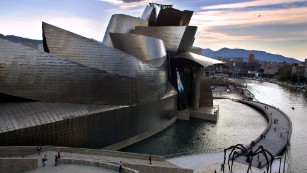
top-left (24, 164), bottom-right (117, 173)
top-left (235, 100), bottom-right (292, 168)
top-left (22, 150), bottom-right (176, 168)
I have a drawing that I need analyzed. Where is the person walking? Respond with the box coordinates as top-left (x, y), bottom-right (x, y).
top-left (42, 155), bottom-right (47, 166)
top-left (37, 145), bottom-right (41, 155)
top-left (118, 161), bottom-right (123, 173)
top-left (149, 155), bottom-right (152, 165)
top-left (54, 155), bottom-right (58, 166)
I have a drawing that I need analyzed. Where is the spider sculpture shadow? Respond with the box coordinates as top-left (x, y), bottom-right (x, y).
top-left (222, 143), bottom-right (274, 173)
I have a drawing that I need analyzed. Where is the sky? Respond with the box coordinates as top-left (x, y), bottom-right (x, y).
top-left (0, 0), bottom-right (307, 61)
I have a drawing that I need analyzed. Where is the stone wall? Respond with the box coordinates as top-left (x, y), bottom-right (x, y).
top-left (0, 158), bottom-right (37, 173)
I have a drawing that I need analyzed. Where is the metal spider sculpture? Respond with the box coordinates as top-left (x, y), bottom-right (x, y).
top-left (223, 143), bottom-right (274, 173)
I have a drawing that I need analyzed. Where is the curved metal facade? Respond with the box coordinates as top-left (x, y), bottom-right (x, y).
top-left (102, 14), bottom-right (148, 47)
top-left (0, 38), bottom-right (133, 105)
top-left (0, 3), bottom-right (224, 149)
top-left (155, 8), bottom-right (193, 26)
top-left (131, 26), bottom-right (197, 53)
top-left (110, 33), bottom-right (166, 67)
top-left (43, 22), bottom-right (169, 104)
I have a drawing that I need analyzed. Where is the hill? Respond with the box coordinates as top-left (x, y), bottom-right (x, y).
top-left (202, 48), bottom-right (300, 63)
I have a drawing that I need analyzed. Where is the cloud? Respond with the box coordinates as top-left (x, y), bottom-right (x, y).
top-left (99, 0), bottom-right (148, 9)
top-left (192, 6), bottom-right (307, 29)
top-left (202, 0), bottom-right (306, 10)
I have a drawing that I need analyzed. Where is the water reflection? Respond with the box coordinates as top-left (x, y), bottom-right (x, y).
top-left (121, 99), bottom-right (267, 157)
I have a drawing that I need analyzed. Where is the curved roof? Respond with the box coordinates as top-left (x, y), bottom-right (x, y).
top-left (0, 38), bottom-right (135, 105)
top-left (175, 52), bottom-right (224, 67)
top-left (102, 14), bottom-right (148, 47)
top-left (131, 26), bottom-right (196, 53)
top-left (110, 33), bottom-right (166, 67)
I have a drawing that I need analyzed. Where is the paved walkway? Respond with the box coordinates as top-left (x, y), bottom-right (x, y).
top-left (22, 151), bottom-right (176, 168)
top-left (234, 100), bottom-right (292, 168)
top-left (24, 164), bottom-right (117, 173)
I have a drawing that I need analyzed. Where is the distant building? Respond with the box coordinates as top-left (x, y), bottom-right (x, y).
top-left (292, 63), bottom-right (305, 83)
top-left (278, 62), bottom-right (293, 74)
top-left (261, 62), bottom-right (278, 78)
top-left (232, 57), bottom-right (243, 63)
top-left (248, 54), bottom-right (255, 63)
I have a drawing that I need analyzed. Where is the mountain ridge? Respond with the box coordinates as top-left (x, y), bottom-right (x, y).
top-left (201, 47), bottom-right (301, 63)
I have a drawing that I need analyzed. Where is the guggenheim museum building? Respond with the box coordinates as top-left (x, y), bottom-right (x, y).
top-left (0, 3), bottom-right (222, 149)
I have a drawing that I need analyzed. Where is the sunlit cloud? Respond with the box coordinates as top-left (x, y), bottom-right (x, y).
top-left (100, 0), bottom-right (149, 9)
top-left (192, 6), bottom-right (307, 28)
top-left (202, 0), bottom-right (306, 10)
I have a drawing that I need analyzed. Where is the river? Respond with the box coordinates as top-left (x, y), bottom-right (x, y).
top-left (121, 80), bottom-right (307, 173)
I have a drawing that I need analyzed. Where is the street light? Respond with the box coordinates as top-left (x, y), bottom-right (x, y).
top-left (283, 130), bottom-right (290, 173)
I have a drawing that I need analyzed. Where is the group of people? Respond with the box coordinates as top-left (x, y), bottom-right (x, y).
top-left (37, 146), bottom-right (61, 167)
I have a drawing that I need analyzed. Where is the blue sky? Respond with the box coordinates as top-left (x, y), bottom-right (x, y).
top-left (0, 0), bottom-right (307, 61)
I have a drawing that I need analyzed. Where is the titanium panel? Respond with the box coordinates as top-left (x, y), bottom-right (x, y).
top-left (0, 86), bottom-right (177, 148)
top-left (0, 38), bottom-right (135, 105)
top-left (43, 22), bottom-right (169, 103)
top-left (102, 14), bottom-right (148, 47)
top-left (180, 10), bottom-right (193, 26)
top-left (177, 26), bottom-right (197, 53)
top-left (175, 52), bottom-right (225, 67)
top-left (155, 8), bottom-right (193, 26)
top-left (131, 26), bottom-right (197, 53)
top-left (110, 33), bottom-right (166, 67)
top-left (140, 5), bottom-right (157, 25)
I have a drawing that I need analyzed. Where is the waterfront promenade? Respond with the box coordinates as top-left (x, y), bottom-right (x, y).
top-left (235, 100), bottom-right (292, 168)
top-left (0, 146), bottom-right (191, 173)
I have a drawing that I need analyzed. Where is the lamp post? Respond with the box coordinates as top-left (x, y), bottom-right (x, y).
top-left (282, 130), bottom-right (290, 173)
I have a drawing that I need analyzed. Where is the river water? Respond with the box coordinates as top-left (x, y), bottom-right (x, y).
top-left (247, 80), bottom-right (307, 173)
top-left (122, 80), bottom-right (307, 173)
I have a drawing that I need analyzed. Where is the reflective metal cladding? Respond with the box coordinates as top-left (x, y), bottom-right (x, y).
top-left (110, 33), bottom-right (166, 67)
top-left (102, 14), bottom-right (148, 47)
top-left (0, 38), bottom-right (133, 105)
top-left (0, 3), bottom-right (224, 149)
top-left (131, 26), bottom-right (197, 53)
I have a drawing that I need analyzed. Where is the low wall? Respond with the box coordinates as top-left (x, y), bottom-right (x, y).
top-left (124, 163), bottom-right (193, 173)
top-left (46, 146), bottom-right (165, 161)
top-left (60, 158), bottom-right (138, 173)
top-left (0, 146), bottom-right (164, 161)
top-left (0, 158), bottom-right (37, 173)
top-left (0, 146), bottom-right (37, 157)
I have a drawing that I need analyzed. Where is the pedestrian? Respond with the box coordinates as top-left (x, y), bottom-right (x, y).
top-left (149, 155), bottom-right (152, 164)
top-left (214, 169), bottom-right (217, 173)
top-left (118, 161), bottom-right (123, 173)
top-left (57, 152), bottom-right (61, 159)
top-left (42, 155), bottom-right (47, 166)
top-left (54, 155), bottom-right (58, 166)
top-left (37, 145), bottom-right (41, 155)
